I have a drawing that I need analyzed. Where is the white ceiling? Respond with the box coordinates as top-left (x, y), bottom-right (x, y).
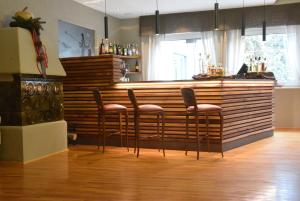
top-left (73, 0), bottom-right (277, 19)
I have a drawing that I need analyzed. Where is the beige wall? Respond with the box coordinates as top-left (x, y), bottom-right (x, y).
top-left (0, 27), bottom-right (66, 76)
top-left (120, 18), bottom-right (140, 44)
top-left (276, 0), bottom-right (300, 4)
top-left (0, 121), bottom-right (68, 163)
top-left (0, 0), bottom-right (121, 59)
top-left (275, 88), bottom-right (300, 128)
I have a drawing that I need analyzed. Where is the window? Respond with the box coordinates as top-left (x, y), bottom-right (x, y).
top-left (243, 27), bottom-right (295, 86)
top-left (144, 27), bottom-right (300, 85)
top-left (159, 33), bottom-right (205, 80)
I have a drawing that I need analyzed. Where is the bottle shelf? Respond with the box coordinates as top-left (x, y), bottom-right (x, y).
top-left (119, 55), bottom-right (141, 59)
top-left (127, 71), bottom-right (141, 75)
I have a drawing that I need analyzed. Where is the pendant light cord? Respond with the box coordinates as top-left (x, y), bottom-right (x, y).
top-left (242, 0), bottom-right (245, 18)
top-left (156, 0), bottom-right (159, 11)
top-left (105, 0), bottom-right (107, 16)
top-left (264, 0), bottom-right (266, 20)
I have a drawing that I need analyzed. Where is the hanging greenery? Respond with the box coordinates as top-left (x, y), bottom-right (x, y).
top-left (9, 7), bottom-right (46, 35)
top-left (10, 16), bottom-right (45, 35)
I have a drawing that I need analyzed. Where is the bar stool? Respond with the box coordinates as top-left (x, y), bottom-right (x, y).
top-left (93, 89), bottom-right (129, 153)
top-left (181, 87), bottom-right (224, 160)
top-left (128, 89), bottom-right (165, 158)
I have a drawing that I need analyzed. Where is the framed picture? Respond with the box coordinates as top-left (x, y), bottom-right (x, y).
top-left (58, 20), bottom-right (95, 58)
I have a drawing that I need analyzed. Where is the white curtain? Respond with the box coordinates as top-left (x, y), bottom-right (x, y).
top-left (142, 31), bottom-right (222, 80)
top-left (141, 35), bottom-right (164, 81)
top-left (199, 31), bottom-right (219, 66)
top-left (142, 30), bottom-right (245, 79)
top-left (286, 25), bottom-right (300, 86)
top-left (224, 29), bottom-right (244, 75)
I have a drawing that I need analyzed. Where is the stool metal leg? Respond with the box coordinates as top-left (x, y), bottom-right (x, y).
top-left (97, 113), bottom-right (101, 150)
top-left (219, 111), bottom-right (224, 158)
top-left (134, 114), bottom-right (137, 154)
top-left (125, 111), bottom-right (129, 152)
top-left (136, 115), bottom-right (140, 158)
top-left (102, 115), bottom-right (106, 153)
top-left (162, 113), bottom-right (165, 157)
top-left (185, 114), bottom-right (189, 156)
top-left (206, 113), bottom-right (210, 152)
top-left (196, 114), bottom-right (200, 160)
top-left (119, 113), bottom-right (123, 147)
top-left (157, 114), bottom-right (161, 152)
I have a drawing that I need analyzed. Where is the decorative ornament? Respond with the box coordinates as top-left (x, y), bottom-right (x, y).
top-left (10, 7), bottom-right (48, 78)
top-left (15, 7), bottom-right (34, 20)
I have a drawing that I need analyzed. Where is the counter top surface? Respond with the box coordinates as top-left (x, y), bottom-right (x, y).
top-left (115, 78), bottom-right (275, 84)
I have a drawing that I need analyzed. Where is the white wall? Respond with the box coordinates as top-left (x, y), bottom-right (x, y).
top-left (275, 88), bottom-right (300, 128)
top-left (0, 0), bottom-right (121, 59)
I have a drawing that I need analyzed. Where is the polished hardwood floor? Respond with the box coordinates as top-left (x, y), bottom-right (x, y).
top-left (0, 129), bottom-right (300, 201)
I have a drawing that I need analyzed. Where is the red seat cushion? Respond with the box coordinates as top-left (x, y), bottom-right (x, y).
top-left (103, 104), bottom-right (127, 112)
top-left (138, 104), bottom-right (164, 113)
top-left (187, 104), bottom-right (222, 113)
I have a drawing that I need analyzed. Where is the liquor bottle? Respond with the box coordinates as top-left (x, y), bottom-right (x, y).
top-left (104, 39), bottom-right (109, 54)
top-left (207, 64), bottom-right (211, 76)
top-left (217, 64), bottom-right (223, 76)
top-left (249, 57), bottom-right (254, 72)
top-left (135, 45), bottom-right (139, 56)
top-left (118, 45), bottom-right (122, 56)
top-left (206, 54), bottom-right (211, 75)
top-left (116, 44), bottom-right (120, 55)
top-left (113, 42), bottom-right (117, 55)
top-left (132, 43), bottom-right (136, 55)
top-left (212, 65), bottom-right (216, 76)
top-left (123, 46), bottom-right (127, 56)
top-left (262, 57), bottom-right (267, 72)
top-left (257, 57), bottom-right (261, 72)
top-left (108, 42), bottom-right (113, 54)
top-left (99, 39), bottom-right (105, 55)
top-left (135, 60), bottom-right (140, 72)
top-left (253, 57), bottom-right (256, 72)
top-left (128, 44), bottom-right (132, 56)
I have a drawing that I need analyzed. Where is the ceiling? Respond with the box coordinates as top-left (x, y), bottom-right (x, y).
top-left (73, 0), bottom-right (277, 19)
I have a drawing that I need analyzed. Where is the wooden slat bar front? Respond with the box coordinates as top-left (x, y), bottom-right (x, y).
top-left (61, 56), bottom-right (274, 152)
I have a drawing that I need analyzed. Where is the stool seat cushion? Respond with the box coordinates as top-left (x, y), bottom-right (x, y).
top-left (138, 104), bottom-right (164, 113)
top-left (104, 104), bottom-right (127, 112)
top-left (187, 104), bottom-right (222, 113)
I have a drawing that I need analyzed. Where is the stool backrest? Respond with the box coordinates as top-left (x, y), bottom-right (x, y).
top-left (128, 89), bottom-right (138, 110)
top-left (181, 87), bottom-right (197, 108)
top-left (93, 89), bottom-right (104, 112)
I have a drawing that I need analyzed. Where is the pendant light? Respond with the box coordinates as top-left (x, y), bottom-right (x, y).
top-left (214, 0), bottom-right (219, 30)
top-left (241, 0), bottom-right (245, 36)
top-left (262, 0), bottom-right (266, 41)
top-left (155, 0), bottom-right (160, 35)
top-left (104, 0), bottom-right (108, 39)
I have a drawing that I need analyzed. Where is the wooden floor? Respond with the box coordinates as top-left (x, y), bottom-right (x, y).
top-left (1, 129), bottom-right (300, 201)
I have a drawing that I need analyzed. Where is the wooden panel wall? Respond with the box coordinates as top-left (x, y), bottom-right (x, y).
top-left (61, 56), bottom-right (274, 151)
top-left (61, 55), bottom-right (122, 90)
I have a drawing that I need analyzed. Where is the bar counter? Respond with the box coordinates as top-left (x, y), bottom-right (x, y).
top-left (61, 56), bottom-right (274, 152)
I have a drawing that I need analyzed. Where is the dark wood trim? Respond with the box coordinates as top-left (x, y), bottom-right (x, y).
top-left (75, 130), bottom-right (273, 152)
